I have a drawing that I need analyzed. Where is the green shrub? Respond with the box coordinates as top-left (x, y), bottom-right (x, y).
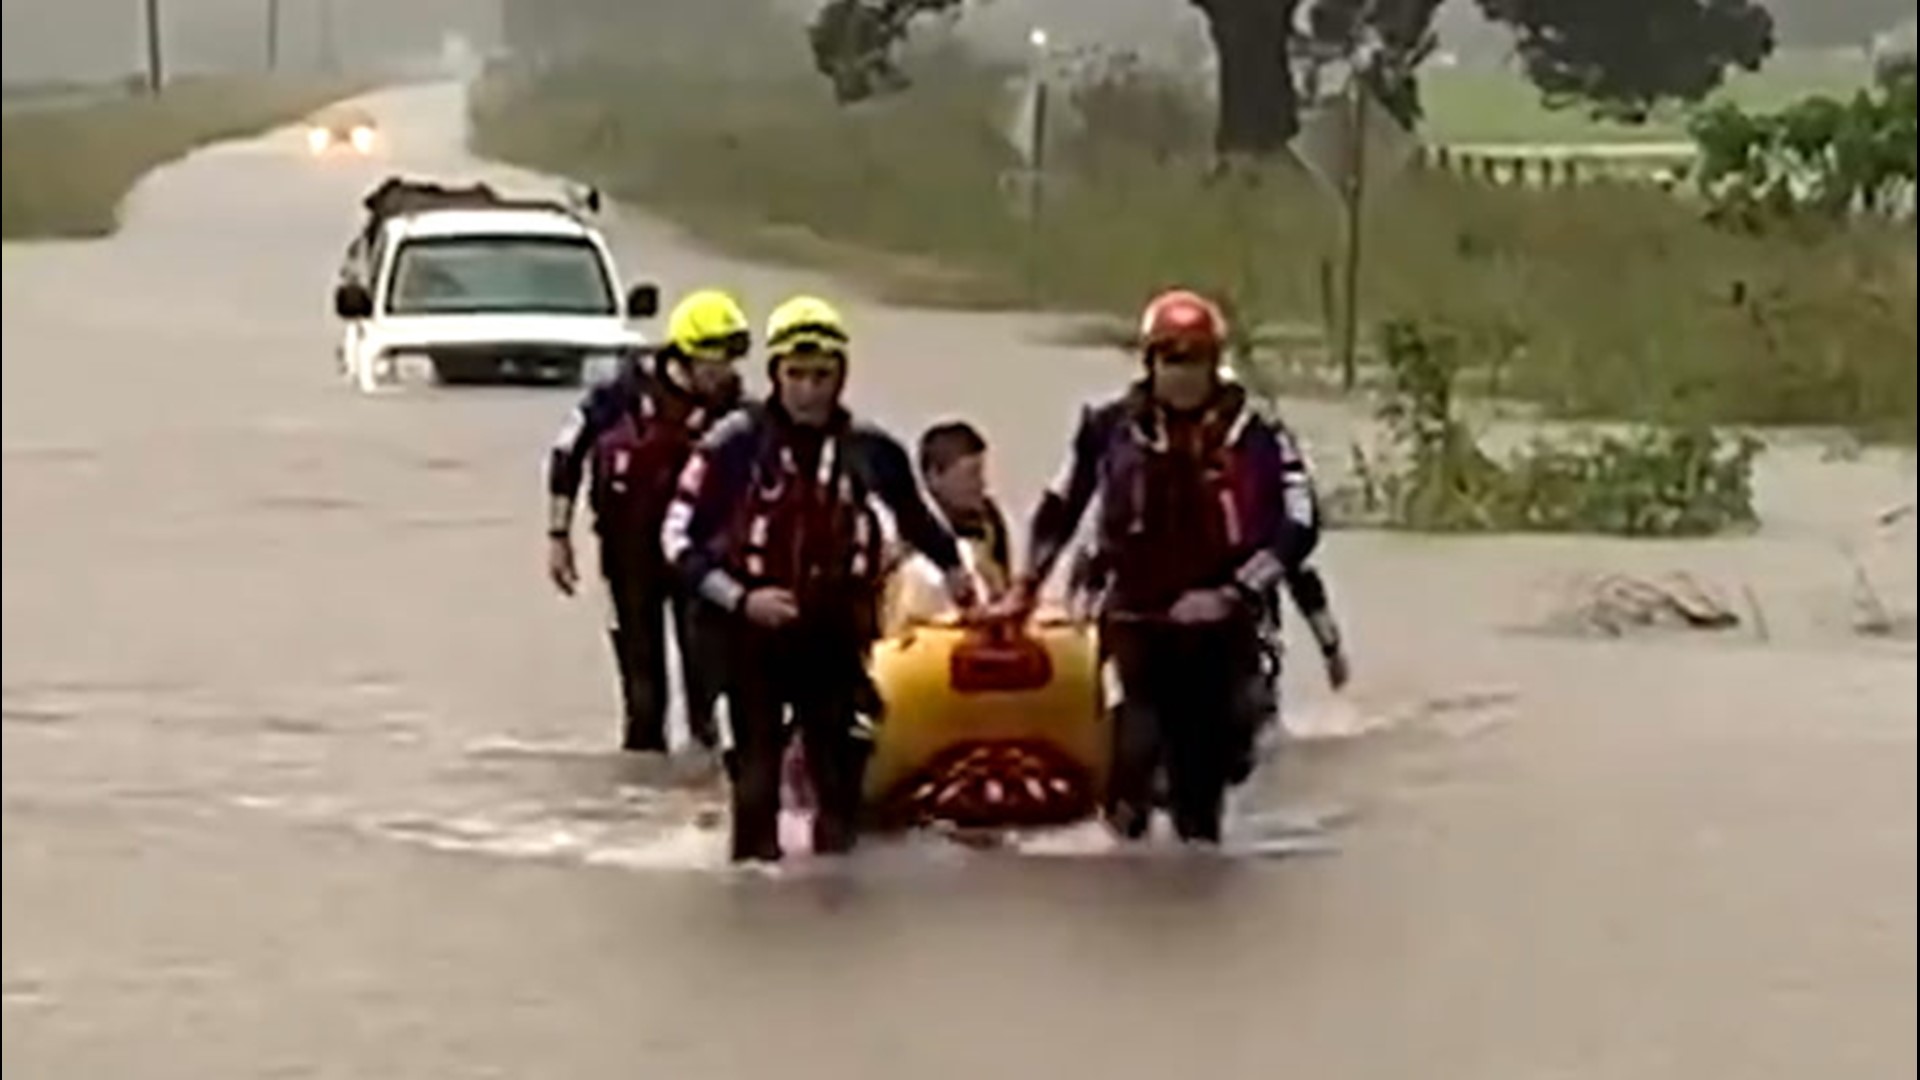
top-left (1335, 318), bottom-right (1764, 536)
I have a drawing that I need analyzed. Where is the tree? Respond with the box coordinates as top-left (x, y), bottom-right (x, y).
top-left (808, 0), bottom-right (1778, 156)
top-left (1475, 0), bottom-right (1775, 123)
top-left (1197, 0), bottom-right (1303, 155)
top-left (1302, 0), bottom-right (1446, 126)
top-left (809, 0), bottom-right (958, 102)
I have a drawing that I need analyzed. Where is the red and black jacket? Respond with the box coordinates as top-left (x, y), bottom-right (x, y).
top-left (1026, 380), bottom-right (1319, 617)
top-left (545, 355), bottom-right (741, 559)
top-left (662, 401), bottom-right (964, 619)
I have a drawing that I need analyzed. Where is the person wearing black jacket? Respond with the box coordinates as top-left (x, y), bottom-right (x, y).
top-left (545, 288), bottom-right (748, 753)
top-left (1009, 289), bottom-right (1337, 843)
top-left (662, 295), bottom-right (977, 863)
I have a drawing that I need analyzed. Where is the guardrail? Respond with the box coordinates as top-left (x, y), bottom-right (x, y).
top-left (1419, 140), bottom-right (1915, 220)
top-left (1413, 141), bottom-right (1697, 187)
top-left (1419, 142), bottom-right (1699, 189)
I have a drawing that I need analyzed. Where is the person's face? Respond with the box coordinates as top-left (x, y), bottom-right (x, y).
top-left (1149, 347), bottom-right (1218, 412)
top-left (773, 349), bottom-right (844, 426)
top-left (928, 452), bottom-right (989, 515)
top-left (686, 354), bottom-right (737, 399)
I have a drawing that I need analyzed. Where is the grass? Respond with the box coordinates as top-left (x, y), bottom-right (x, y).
top-left (470, 51), bottom-right (1916, 443)
top-left (2, 76), bottom-right (144, 107)
top-left (2, 77), bottom-right (359, 240)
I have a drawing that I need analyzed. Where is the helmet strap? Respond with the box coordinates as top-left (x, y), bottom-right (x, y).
top-left (655, 345), bottom-right (689, 388)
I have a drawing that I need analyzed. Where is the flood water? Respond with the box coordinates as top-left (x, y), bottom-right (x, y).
top-left (4, 83), bottom-right (1915, 1078)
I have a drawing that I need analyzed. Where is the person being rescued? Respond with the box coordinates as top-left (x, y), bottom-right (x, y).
top-left (544, 289), bottom-right (749, 754)
top-left (1005, 288), bottom-right (1331, 845)
top-left (879, 420), bottom-right (1012, 635)
top-left (661, 295), bottom-right (978, 864)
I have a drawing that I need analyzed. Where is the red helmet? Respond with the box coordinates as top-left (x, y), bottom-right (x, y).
top-left (1139, 289), bottom-right (1228, 357)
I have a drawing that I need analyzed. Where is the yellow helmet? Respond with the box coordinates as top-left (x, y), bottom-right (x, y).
top-left (665, 289), bottom-right (750, 361)
top-left (765, 295), bottom-right (850, 359)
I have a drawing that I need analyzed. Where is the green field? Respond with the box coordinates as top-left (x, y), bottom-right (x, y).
top-left (2, 77), bottom-right (357, 240)
top-left (1417, 52), bottom-right (1877, 145)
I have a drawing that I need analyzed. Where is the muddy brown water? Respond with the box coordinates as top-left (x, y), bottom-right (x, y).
top-left (4, 84), bottom-right (1914, 1078)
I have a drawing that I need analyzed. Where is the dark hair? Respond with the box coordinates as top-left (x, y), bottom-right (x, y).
top-left (918, 420), bottom-right (988, 476)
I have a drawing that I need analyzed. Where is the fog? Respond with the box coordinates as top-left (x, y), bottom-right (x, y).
top-left (2, 0), bottom-right (499, 86)
top-left (4, 0), bottom-right (1906, 89)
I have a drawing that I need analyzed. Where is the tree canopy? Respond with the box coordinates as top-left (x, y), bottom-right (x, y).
top-left (1476, 0), bottom-right (1775, 123)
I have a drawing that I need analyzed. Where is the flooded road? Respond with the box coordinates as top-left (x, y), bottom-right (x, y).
top-left (4, 83), bottom-right (1915, 1078)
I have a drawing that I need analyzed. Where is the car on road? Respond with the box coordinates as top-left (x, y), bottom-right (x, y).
top-left (306, 105), bottom-right (378, 156)
top-left (332, 177), bottom-right (657, 390)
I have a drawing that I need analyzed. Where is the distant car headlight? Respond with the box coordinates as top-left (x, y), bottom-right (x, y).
top-left (348, 125), bottom-right (376, 153)
top-left (306, 127), bottom-right (331, 154)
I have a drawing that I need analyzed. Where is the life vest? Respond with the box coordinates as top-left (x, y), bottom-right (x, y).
top-left (878, 535), bottom-right (997, 639)
top-left (723, 418), bottom-right (884, 614)
top-left (588, 375), bottom-right (714, 554)
top-left (1096, 385), bottom-right (1263, 614)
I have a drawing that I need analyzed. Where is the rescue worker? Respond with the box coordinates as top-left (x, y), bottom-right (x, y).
top-left (545, 288), bottom-right (749, 754)
top-left (1007, 288), bottom-right (1322, 844)
top-left (662, 295), bottom-right (978, 864)
top-left (917, 420), bottom-right (1012, 593)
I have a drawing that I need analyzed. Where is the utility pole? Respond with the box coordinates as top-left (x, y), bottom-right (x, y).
top-left (318, 0), bottom-right (339, 73)
top-left (143, 0), bottom-right (164, 94)
top-left (1335, 67), bottom-right (1369, 392)
top-left (1021, 27), bottom-right (1052, 298)
top-left (266, 0), bottom-right (280, 71)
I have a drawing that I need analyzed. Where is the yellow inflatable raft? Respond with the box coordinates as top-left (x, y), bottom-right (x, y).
top-left (864, 613), bottom-right (1109, 829)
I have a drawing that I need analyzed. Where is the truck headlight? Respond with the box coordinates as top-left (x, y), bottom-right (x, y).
top-left (306, 127), bottom-right (331, 154)
top-left (349, 126), bottom-right (376, 154)
top-left (580, 352), bottom-right (624, 386)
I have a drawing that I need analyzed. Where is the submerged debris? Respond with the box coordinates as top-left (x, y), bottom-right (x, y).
top-left (1845, 552), bottom-right (1918, 640)
top-left (1840, 506), bottom-right (1918, 640)
top-left (1546, 572), bottom-right (1745, 638)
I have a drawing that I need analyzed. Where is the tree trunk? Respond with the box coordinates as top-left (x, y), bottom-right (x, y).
top-left (1196, 0), bottom-right (1301, 158)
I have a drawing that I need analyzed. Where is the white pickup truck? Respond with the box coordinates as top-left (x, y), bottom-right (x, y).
top-left (332, 178), bottom-right (658, 391)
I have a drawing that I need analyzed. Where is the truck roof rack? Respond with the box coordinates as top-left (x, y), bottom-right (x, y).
top-left (359, 176), bottom-right (602, 228)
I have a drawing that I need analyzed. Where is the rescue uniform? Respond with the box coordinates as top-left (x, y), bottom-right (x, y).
top-left (547, 357), bottom-right (740, 751)
top-left (663, 402), bottom-right (964, 862)
top-left (1026, 380), bottom-right (1314, 841)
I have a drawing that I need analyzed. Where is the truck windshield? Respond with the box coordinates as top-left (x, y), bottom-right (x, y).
top-left (386, 235), bottom-right (616, 316)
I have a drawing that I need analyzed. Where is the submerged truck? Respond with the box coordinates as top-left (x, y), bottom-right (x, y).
top-left (333, 176), bottom-right (657, 390)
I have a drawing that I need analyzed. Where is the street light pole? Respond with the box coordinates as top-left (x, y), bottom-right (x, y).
top-left (318, 0), bottom-right (339, 73)
top-left (1021, 27), bottom-right (1052, 299)
top-left (1027, 27), bottom-right (1050, 227)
